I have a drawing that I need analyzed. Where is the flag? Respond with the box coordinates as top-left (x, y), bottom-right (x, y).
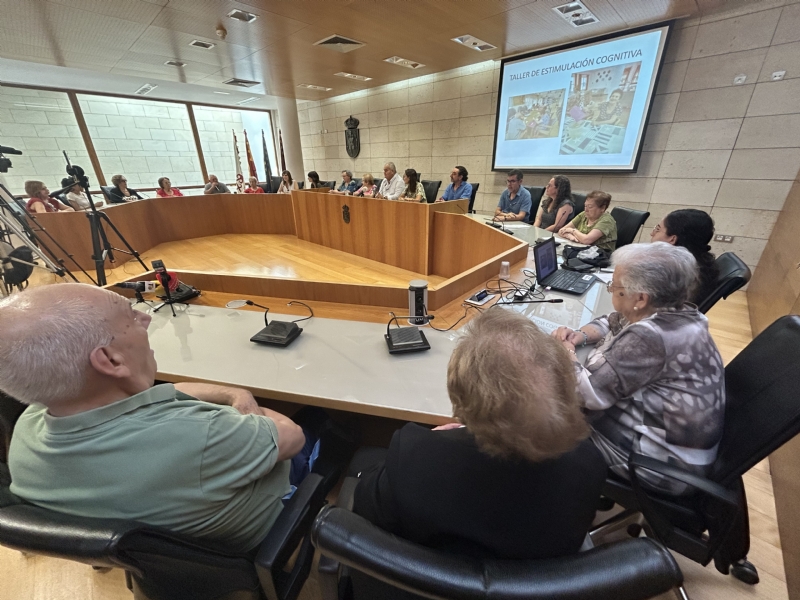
top-left (261, 129), bottom-right (274, 192)
top-left (279, 129), bottom-right (286, 173)
top-left (244, 130), bottom-right (258, 179)
top-left (232, 130), bottom-right (243, 179)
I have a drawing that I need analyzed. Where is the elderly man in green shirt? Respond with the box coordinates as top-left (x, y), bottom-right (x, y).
top-left (0, 284), bottom-right (308, 552)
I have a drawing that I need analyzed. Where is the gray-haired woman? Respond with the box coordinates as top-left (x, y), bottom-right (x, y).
top-left (552, 242), bottom-right (725, 494)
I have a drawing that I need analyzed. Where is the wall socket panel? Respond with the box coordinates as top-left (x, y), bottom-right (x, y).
top-left (714, 234), bottom-right (734, 243)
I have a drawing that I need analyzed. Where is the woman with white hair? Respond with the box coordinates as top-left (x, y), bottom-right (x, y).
top-left (553, 242), bottom-right (725, 494)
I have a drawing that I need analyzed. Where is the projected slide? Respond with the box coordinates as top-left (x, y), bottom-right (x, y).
top-left (493, 24), bottom-right (670, 172)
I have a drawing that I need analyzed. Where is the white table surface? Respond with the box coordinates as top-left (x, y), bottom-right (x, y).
top-left (138, 218), bottom-right (614, 423)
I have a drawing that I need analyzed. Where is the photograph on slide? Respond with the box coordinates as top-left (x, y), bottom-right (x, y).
top-left (504, 89), bottom-right (565, 141)
top-left (559, 61), bottom-right (640, 155)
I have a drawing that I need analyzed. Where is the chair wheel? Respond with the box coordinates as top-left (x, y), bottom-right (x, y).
top-left (626, 523), bottom-right (643, 538)
top-left (731, 560), bottom-right (759, 585)
top-left (596, 496), bottom-right (615, 511)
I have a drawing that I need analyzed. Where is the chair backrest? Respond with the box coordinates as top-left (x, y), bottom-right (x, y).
top-left (696, 253), bottom-right (751, 314)
top-left (100, 186), bottom-right (115, 203)
top-left (610, 206), bottom-right (650, 249)
top-left (352, 178), bottom-right (362, 189)
top-left (572, 192), bottom-right (587, 216)
top-left (712, 315), bottom-right (800, 485)
top-left (421, 180), bottom-right (441, 204)
top-left (311, 506), bottom-right (683, 600)
top-left (271, 175), bottom-right (283, 191)
top-left (523, 186), bottom-right (544, 223)
top-left (321, 180), bottom-right (337, 190)
top-left (297, 181), bottom-right (304, 189)
top-left (468, 182), bottom-right (480, 213)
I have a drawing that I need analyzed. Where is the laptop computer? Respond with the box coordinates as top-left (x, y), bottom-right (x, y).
top-left (532, 237), bottom-right (595, 295)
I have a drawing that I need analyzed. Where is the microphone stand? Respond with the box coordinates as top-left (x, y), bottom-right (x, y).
top-left (152, 272), bottom-right (177, 317)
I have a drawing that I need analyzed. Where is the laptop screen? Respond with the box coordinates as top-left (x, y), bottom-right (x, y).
top-left (533, 237), bottom-right (558, 283)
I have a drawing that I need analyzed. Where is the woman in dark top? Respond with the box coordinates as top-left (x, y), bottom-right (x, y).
top-left (651, 209), bottom-right (719, 305)
top-left (533, 174), bottom-right (573, 231)
top-left (352, 308), bottom-right (606, 563)
top-left (307, 171), bottom-right (321, 189)
top-left (108, 174), bottom-right (143, 203)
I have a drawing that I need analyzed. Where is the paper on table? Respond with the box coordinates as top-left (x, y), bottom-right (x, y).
top-left (500, 222), bottom-right (531, 229)
top-left (594, 270), bottom-right (614, 284)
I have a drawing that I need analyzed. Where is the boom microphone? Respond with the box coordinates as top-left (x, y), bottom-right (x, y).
top-left (0, 145), bottom-right (22, 155)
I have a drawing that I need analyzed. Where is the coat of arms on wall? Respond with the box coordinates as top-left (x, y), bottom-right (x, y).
top-left (344, 115), bottom-right (360, 158)
top-left (342, 204), bottom-right (351, 224)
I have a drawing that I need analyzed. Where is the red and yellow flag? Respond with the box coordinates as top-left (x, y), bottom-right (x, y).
top-left (244, 130), bottom-right (258, 178)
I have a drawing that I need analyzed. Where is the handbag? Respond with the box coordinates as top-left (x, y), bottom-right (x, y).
top-left (562, 244), bottom-right (610, 270)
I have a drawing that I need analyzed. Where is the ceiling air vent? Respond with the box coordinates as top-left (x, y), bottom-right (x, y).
top-left (227, 9), bottom-right (257, 23)
top-left (451, 35), bottom-right (496, 52)
top-left (223, 78), bottom-right (260, 88)
top-left (164, 60), bottom-right (186, 67)
top-left (553, 1), bottom-right (599, 27)
top-left (335, 72), bottom-right (372, 82)
top-left (134, 83), bottom-right (158, 96)
top-left (298, 83), bottom-right (333, 91)
top-left (384, 56), bottom-right (425, 70)
top-left (189, 40), bottom-right (215, 49)
top-left (314, 34), bottom-right (365, 54)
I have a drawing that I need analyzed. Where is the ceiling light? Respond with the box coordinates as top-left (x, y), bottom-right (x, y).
top-left (134, 83), bottom-right (158, 96)
top-left (227, 9), bottom-right (257, 23)
top-left (314, 35), bottom-right (365, 54)
top-left (189, 40), bottom-right (215, 49)
top-left (236, 97), bottom-right (259, 105)
top-left (164, 60), bottom-right (187, 67)
top-left (335, 72), bottom-right (372, 82)
top-left (384, 56), bottom-right (425, 70)
top-left (298, 84), bottom-right (333, 91)
top-left (213, 91), bottom-right (230, 95)
top-left (553, 1), bottom-right (599, 27)
top-left (451, 35), bottom-right (497, 52)
top-left (223, 77), bottom-right (260, 88)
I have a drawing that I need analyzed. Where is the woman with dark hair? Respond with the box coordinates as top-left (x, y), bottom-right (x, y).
top-left (277, 170), bottom-right (297, 194)
top-left (533, 175), bottom-right (574, 231)
top-left (593, 89), bottom-right (625, 126)
top-left (307, 171), bottom-right (321, 189)
top-left (398, 168), bottom-right (426, 202)
top-left (156, 177), bottom-right (183, 198)
top-left (651, 209), bottom-right (720, 305)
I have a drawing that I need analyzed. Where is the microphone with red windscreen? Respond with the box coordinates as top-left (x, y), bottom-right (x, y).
top-left (149, 259), bottom-right (200, 316)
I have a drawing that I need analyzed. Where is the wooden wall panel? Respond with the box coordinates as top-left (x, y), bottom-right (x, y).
top-left (292, 191), bottom-right (430, 274)
top-left (430, 212), bottom-right (526, 278)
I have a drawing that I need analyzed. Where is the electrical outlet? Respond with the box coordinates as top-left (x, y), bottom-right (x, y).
top-left (724, 235), bottom-right (734, 243)
top-left (772, 71), bottom-right (786, 81)
top-left (714, 234), bottom-right (724, 242)
top-left (733, 74), bottom-right (747, 85)
top-left (714, 234), bottom-right (734, 243)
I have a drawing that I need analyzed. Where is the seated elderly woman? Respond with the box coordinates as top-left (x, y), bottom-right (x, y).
top-left (352, 308), bottom-right (606, 564)
top-left (61, 178), bottom-right (101, 210)
top-left (244, 176), bottom-right (264, 194)
top-left (24, 181), bottom-right (74, 213)
top-left (553, 242), bottom-right (725, 494)
top-left (651, 209), bottom-right (719, 306)
top-left (559, 190), bottom-right (617, 252)
top-left (352, 174), bottom-right (377, 197)
top-left (108, 174), bottom-right (144, 203)
top-left (156, 177), bottom-right (183, 198)
top-left (331, 170), bottom-right (358, 195)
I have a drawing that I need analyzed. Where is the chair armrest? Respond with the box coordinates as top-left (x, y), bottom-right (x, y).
top-left (255, 473), bottom-right (326, 600)
top-left (312, 506), bottom-right (684, 600)
top-left (317, 476), bottom-right (360, 600)
top-left (628, 453), bottom-right (740, 562)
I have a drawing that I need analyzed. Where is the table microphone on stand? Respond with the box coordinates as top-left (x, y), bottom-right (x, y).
top-left (151, 259), bottom-right (177, 317)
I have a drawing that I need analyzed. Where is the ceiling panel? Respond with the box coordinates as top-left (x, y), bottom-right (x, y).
top-left (0, 0), bottom-right (701, 103)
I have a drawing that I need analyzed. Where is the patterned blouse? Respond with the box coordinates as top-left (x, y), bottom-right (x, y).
top-left (400, 182), bottom-right (426, 202)
top-left (575, 307), bottom-right (725, 494)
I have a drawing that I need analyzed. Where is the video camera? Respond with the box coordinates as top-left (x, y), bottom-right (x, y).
top-left (0, 144), bottom-right (22, 173)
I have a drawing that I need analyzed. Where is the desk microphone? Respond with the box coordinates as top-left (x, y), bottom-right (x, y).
top-left (114, 281), bottom-right (159, 292)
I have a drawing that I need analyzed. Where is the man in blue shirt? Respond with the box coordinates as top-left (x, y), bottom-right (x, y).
top-left (494, 169), bottom-right (532, 222)
top-left (436, 165), bottom-right (472, 203)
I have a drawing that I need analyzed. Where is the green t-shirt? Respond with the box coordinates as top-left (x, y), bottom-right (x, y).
top-left (570, 211), bottom-right (618, 253)
top-left (8, 384), bottom-right (290, 552)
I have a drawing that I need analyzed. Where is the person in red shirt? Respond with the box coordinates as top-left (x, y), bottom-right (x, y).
top-left (156, 177), bottom-right (184, 198)
top-left (24, 181), bottom-right (74, 213)
top-left (244, 176), bottom-right (264, 194)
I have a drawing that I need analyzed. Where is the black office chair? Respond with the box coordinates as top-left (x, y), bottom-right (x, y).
top-left (572, 192), bottom-right (587, 216)
top-left (467, 182), bottom-right (480, 213)
top-left (271, 175), bottom-right (283, 191)
top-left (593, 315), bottom-right (800, 586)
top-left (297, 181), bottom-right (304, 189)
top-left (100, 185), bottom-right (116, 204)
top-left (0, 393), bottom-right (25, 464)
top-left (312, 481), bottom-right (688, 600)
top-left (611, 206), bottom-right (650, 249)
top-left (0, 468), bottom-right (327, 600)
top-left (352, 178), bottom-right (362, 189)
top-left (321, 181), bottom-right (338, 190)
top-left (523, 186), bottom-right (545, 223)
top-left (421, 180), bottom-right (441, 204)
top-left (696, 253), bottom-right (751, 314)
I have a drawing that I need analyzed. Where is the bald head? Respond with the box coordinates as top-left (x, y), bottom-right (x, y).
top-left (0, 284), bottom-right (155, 408)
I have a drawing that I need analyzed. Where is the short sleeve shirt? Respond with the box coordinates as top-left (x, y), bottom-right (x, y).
top-left (441, 182), bottom-right (472, 201)
top-left (337, 180), bottom-right (359, 194)
top-left (400, 182), bottom-right (427, 202)
top-left (8, 384), bottom-right (290, 552)
top-left (497, 186), bottom-right (532, 217)
top-left (570, 211), bottom-right (618, 252)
